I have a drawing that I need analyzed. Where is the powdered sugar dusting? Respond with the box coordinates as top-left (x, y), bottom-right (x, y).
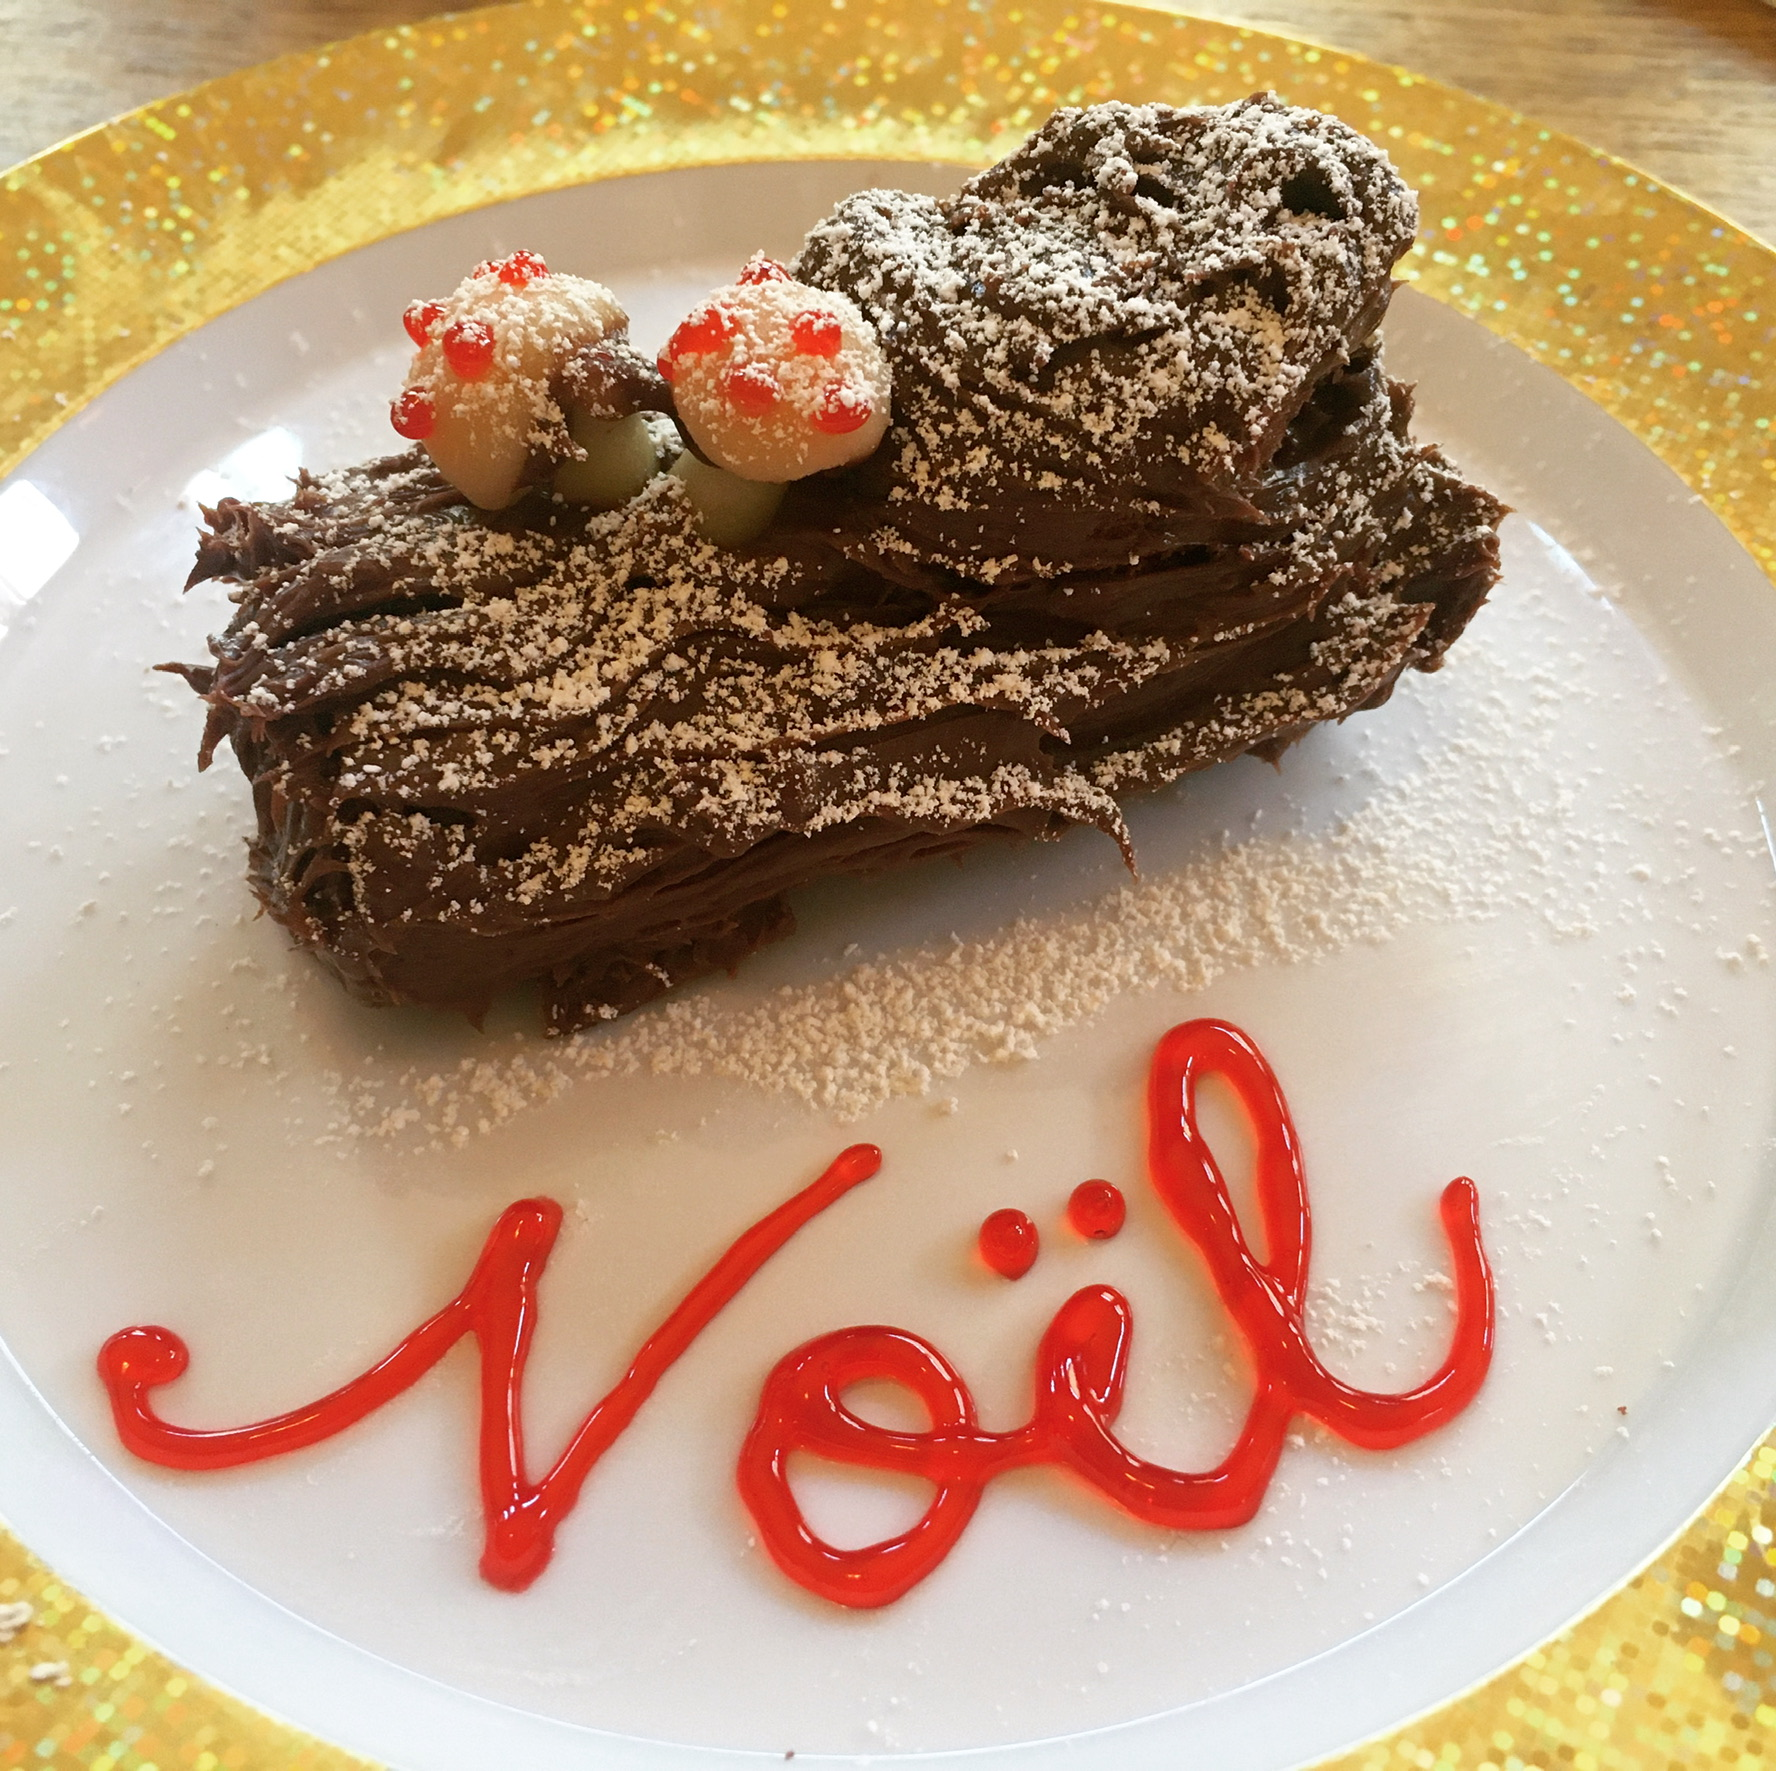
top-left (795, 96), bottom-right (1418, 583)
top-left (328, 558), bottom-right (1639, 1145)
top-left (333, 747), bottom-right (1486, 1142)
top-left (663, 260), bottom-right (891, 481)
top-left (183, 97), bottom-right (1499, 1039)
top-left (404, 262), bottom-right (624, 509)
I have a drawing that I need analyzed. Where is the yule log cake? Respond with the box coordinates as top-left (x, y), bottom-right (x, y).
top-left (171, 97), bottom-right (1504, 1033)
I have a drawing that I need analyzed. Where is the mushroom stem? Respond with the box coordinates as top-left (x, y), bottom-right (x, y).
top-left (670, 454), bottom-right (785, 547)
top-left (553, 411), bottom-right (662, 508)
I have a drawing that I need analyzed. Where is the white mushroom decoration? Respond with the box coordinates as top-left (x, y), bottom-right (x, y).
top-left (390, 249), bottom-right (892, 545)
top-left (657, 255), bottom-right (892, 484)
top-left (393, 251), bottom-right (657, 512)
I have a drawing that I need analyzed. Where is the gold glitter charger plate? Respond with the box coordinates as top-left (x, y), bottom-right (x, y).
top-left (2, 3), bottom-right (1775, 1769)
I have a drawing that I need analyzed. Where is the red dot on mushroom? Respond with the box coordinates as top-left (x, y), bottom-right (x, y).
top-left (402, 300), bottom-right (444, 348)
top-left (737, 255), bottom-right (791, 286)
top-left (497, 249), bottom-right (548, 286)
top-left (811, 384), bottom-right (872, 435)
top-left (721, 363), bottom-right (782, 416)
top-left (471, 250), bottom-right (549, 287)
top-left (390, 386), bottom-right (436, 440)
top-left (442, 318), bottom-right (496, 380)
top-left (664, 307), bottom-right (737, 371)
top-left (790, 311), bottom-right (843, 358)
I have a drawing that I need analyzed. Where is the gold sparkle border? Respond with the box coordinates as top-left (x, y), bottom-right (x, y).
top-left (1, 2), bottom-right (1773, 1767)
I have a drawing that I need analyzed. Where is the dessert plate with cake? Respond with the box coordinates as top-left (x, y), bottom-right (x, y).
top-left (0, 6), bottom-right (1773, 1769)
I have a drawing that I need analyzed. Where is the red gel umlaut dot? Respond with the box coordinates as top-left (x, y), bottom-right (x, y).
top-left (1067, 1179), bottom-right (1126, 1240)
top-left (978, 1207), bottom-right (1038, 1279)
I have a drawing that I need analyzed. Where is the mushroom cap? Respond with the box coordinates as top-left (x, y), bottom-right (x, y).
top-left (402, 258), bottom-right (626, 509)
top-left (659, 259), bottom-right (891, 483)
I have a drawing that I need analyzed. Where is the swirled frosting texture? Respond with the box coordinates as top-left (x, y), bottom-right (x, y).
top-left (174, 99), bottom-right (1502, 1033)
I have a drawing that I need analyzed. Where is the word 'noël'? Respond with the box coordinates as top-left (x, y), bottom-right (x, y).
top-left (99, 1019), bottom-right (1493, 1608)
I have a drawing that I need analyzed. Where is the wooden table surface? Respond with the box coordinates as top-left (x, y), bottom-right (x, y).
top-left (0, 0), bottom-right (1771, 241)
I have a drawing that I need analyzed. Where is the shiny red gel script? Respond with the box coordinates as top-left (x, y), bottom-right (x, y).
top-left (100, 1145), bottom-right (882, 1592)
top-left (978, 1206), bottom-right (1040, 1278)
top-left (99, 1020), bottom-right (1494, 1607)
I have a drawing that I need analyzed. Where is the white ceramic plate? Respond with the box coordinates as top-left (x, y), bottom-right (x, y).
top-left (2, 160), bottom-right (1775, 1770)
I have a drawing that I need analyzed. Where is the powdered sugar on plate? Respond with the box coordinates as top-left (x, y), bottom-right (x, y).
top-left (326, 517), bottom-right (1771, 1145)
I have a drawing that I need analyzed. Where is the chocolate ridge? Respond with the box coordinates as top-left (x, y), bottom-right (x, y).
top-left (171, 97), bottom-right (1504, 1032)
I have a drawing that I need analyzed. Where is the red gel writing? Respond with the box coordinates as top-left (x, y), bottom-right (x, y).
top-left (737, 1019), bottom-right (1493, 1608)
top-left (1068, 1179), bottom-right (1126, 1240)
top-left (98, 1144), bottom-right (882, 1592)
top-left (978, 1207), bottom-right (1039, 1279)
top-left (97, 1020), bottom-right (1493, 1611)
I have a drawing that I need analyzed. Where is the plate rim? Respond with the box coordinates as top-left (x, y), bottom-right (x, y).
top-left (1, 2), bottom-right (1774, 1767)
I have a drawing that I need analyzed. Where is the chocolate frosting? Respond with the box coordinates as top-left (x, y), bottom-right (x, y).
top-left (172, 98), bottom-right (1503, 1033)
